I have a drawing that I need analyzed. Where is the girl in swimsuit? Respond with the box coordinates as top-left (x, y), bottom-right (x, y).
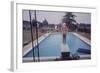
top-left (61, 23), bottom-right (68, 44)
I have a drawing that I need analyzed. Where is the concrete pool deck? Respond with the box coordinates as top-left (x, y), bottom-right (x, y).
top-left (79, 54), bottom-right (91, 59)
top-left (23, 32), bottom-right (51, 56)
top-left (73, 33), bottom-right (91, 46)
top-left (23, 54), bottom-right (91, 62)
top-left (23, 56), bottom-right (61, 62)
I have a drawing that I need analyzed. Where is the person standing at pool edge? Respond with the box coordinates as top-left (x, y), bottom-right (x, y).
top-left (61, 23), bottom-right (68, 44)
top-left (61, 23), bottom-right (70, 60)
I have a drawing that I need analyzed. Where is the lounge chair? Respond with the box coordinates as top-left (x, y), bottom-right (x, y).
top-left (77, 48), bottom-right (91, 54)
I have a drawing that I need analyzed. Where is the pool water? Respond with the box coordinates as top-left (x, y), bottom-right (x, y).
top-left (23, 32), bottom-right (91, 58)
top-left (66, 33), bottom-right (90, 55)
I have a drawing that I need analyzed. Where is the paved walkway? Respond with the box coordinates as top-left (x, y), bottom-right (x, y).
top-left (73, 33), bottom-right (91, 45)
top-left (23, 56), bottom-right (60, 62)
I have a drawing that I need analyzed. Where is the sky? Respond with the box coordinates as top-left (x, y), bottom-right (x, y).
top-left (23, 10), bottom-right (91, 24)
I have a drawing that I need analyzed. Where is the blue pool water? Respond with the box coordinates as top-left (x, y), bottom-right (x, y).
top-left (23, 32), bottom-right (90, 58)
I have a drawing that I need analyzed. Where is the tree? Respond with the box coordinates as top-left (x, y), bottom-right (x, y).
top-left (42, 19), bottom-right (48, 26)
top-left (32, 19), bottom-right (37, 27)
top-left (62, 12), bottom-right (77, 31)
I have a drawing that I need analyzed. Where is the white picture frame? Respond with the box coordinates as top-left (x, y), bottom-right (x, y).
top-left (11, 1), bottom-right (97, 71)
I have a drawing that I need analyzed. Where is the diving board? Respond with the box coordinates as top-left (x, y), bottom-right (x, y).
top-left (61, 43), bottom-right (70, 58)
top-left (61, 43), bottom-right (70, 52)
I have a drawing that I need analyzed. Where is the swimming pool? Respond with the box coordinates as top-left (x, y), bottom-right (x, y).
top-left (23, 32), bottom-right (91, 58)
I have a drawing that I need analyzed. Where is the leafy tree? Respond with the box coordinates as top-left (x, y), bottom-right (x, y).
top-left (62, 12), bottom-right (77, 31)
top-left (32, 19), bottom-right (37, 27)
top-left (42, 19), bottom-right (48, 26)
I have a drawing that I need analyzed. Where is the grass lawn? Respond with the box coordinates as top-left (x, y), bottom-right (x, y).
top-left (23, 29), bottom-right (46, 47)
